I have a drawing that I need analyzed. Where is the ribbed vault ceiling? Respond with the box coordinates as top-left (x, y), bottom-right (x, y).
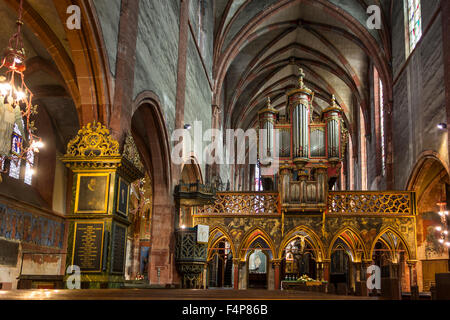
top-left (213, 0), bottom-right (392, 135)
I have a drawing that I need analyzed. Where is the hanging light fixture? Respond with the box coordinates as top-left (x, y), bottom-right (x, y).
top-left (0, 0), bottom-right (42, 176)
top-left (435, 198), bottom-right (449, 249)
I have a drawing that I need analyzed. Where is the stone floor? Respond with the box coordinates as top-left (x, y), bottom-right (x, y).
top-left (0, 289), bottom-right (379, 300)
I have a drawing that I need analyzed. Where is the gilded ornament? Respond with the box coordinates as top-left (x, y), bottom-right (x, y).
top-left (65, 121), bottom-right (119, 157)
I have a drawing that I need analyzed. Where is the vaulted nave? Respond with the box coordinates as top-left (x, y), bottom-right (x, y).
top-left (0, 0), bottom-right (449, 301)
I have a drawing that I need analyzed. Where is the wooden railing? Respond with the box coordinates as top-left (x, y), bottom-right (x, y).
top-left (194, 192), bottom-right (280, 216)
top-left (327, 191), bottom-right (416, 215)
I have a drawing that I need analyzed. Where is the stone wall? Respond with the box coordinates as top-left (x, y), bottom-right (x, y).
top-left (93, 0), bottom-right (215, 180)
top-left (391, 0), bottom-right (447, 189)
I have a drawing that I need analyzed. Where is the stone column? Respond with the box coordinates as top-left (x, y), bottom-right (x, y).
top-left (323, 260), bottom-right (330, 282)
top-left (273, 260), bottom-right (282, 290)
top-left (407, 261), bottom-right (419, 299)
top-left (203, 263), bottom-right (208, 289)
top-left (349, 262), bottom-right (355, 293)
top-left (233, 258), bottom-right (240, 290)
top-left (354, 262), bottom-right (362, 282)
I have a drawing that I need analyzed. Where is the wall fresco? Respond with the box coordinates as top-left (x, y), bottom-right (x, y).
top-left (0, 203), bottom-right (65, 249)
top-left (195, 214), bottom-right (417, 261)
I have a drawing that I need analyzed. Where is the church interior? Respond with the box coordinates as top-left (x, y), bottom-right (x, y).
top-left (0, 0), bottom-right (449, 301)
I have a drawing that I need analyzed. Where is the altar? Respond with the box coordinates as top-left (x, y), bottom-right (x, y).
top-left (281, 280), bottom-right (327, 293)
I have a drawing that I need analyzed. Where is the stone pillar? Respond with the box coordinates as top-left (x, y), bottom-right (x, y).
top-left (233, 258), bottom-right (240, 290)
top-left (109, 0), bottom-right (140, 144)
top-left (203, 264), bottom-right (208, 289)
top-left (323, 260), bottom-right (330, 282)
top-left (354, 262), bottom-right (362, 282)
top-left (273, 260), bottom-right (282, 290)
top-left (407, 261), bottom-right (419, 299)
top-left (174, 0), bottom-right (190, 132)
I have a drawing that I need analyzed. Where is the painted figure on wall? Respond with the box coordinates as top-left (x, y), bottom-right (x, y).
top-left (0, 204), bottom-right (64, 248)
top-left (249, 250), bottom-right (266, 274)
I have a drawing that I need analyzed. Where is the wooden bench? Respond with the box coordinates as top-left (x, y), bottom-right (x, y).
top-left (17, 275), bottom-right (65, 289)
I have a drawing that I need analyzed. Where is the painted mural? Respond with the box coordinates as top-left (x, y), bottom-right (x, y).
top-left (0, 203), bottom-right (65, 249)
top-left (195, 214), bottom-right (417, 261)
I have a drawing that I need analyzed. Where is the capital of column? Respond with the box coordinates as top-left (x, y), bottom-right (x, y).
top-left (272, 259), bottom-right (282, 267)
top-left (406, 260), bottom-right (418, 267)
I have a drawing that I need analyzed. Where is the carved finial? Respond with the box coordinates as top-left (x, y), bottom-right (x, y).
top-left (332, 94), bottom-right (336, 106)
top-left (298, 68), bottom-right (305, 88)
top-left (267, 97), bottom-right (271, 107)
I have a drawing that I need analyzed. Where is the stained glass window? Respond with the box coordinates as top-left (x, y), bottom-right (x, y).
top-left (9, 156), bottom-right (21, 179)
top-left (254, 162), bottom-right (262, 191)
top-left (379, 79), bottom-right (386, 177)
top-left (407, 0), bottom-right (422, 52)
top-left (24, 150), bottom-right (34, 185)
top-left (7, 120), bottom-right (35, 184)
top-left (9, 123), bottom-right (22, 179)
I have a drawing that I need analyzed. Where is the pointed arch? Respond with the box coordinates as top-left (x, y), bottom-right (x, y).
top-left (208, 226), bottom-right (236, 260)
top-left (278, 226), bottom-right (325, 261)
top-left (131, 91), bottom-right (174, 285)
top-left (406, 151), bottom-right (449, 202)
top-left (181, 154), bottom-right (204, 184)
top-left (238, 227), bottom-right (276, 261)
top-left (370, 227), bottom-right (413, 261)
top-left (327, 227), bottom-right (368, 262)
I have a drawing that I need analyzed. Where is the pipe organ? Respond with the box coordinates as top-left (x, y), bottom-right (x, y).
top-left (258, 69), bottom-right (349, 212)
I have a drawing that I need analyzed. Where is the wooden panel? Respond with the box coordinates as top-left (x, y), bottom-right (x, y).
top-left (422, 260), bottom-right (448, 291)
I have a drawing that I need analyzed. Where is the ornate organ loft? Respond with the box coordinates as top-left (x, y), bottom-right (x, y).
top-left (258, 69), bottom-right (348, 212)
top-left (175, 70), bottom-right (417, 293)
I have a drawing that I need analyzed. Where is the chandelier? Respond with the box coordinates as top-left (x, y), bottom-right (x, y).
top-left (0, 0), bottom-right (43, 175)
top-left (436, 201), bottom-right (450, 248)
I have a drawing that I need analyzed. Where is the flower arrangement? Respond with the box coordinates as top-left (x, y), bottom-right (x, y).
top-left (135, 274), bottom-right (145, 281)
top-left (297, 274), bottom-right (315, 283)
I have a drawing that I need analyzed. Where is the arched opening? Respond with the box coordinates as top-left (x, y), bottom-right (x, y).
top-left (247, 248), bottom-right (269, 289)
top-left (181, 157), bottom-right (203, 184)
top-left (239, 229), bottom-right (275, 290)
top-left (125, 173), bottom-right (153, 281)
top-left (207, 237), bottom-right (233, 289)
top-left (328, 228), bottom-right (367, 294)
top-left (281, 234), bottom-right (318, 281)
top-left (178, 157), bottom-right (203, 228)
top-left (370, 229), bottom-right (411, 294)
top-left (330, 241), bottom-right (352, 294)
top-left (407, 153), bottom-right (450, 292)
top-left (131, 92), bottom-right (174, 285)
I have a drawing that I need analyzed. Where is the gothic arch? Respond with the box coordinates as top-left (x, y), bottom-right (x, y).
top-left (208, 226), bottom-right (236, 261)
top-left (131, 91), bottom-right (174, 284)
top-left (406, 151), bottom-right (449, 199)
top-left (327, 227), bottom-right (368, 262)
top-left (238, 227), bottom-right (276, 261)
top-left (181, 154), bottom-right (204, 184)
top-left (369, 227), bottom-right (413, 262)
top-left (278, 226), bottom-right (325, 261)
